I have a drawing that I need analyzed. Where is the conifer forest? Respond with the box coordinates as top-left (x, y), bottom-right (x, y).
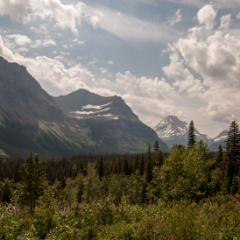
top-left (1, 121), bottom-right (240, 239)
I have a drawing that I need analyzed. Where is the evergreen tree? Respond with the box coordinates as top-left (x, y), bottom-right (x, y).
top-left (134, 154), bottom-right (140, 173)
top-left (188, 120), bottom-right (196, 148)
top-left (20, 153), bottom-right (45, 215)
top-left (139, 154), bottom-right (145, 176)
top-left (145, 144), bottom-right (152, 183)
top-left (98, 157), bottom-right (104, 178)
top-left (153, 140), bottom-right (159, 152)
top-left (216, 144), bottom-right (223, 165)
top-left (226, 120), bottom-right (240, 165)
top-left (123, 155), bottom-right (129, 175)
top-left (225, 120), bottom-right (240, 191)
top-left (153, 140), bottom-right (165, 168)
top-left (76, 173), bottom-right (84, 203)
top-left (0, 179), bottom-right (12, 203)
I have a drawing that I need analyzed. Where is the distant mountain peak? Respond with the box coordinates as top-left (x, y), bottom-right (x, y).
top-left (154, 115), bottom-right (213, 148)
top-left (154, 115), bottom-right (187, 139)
top-left (53, 89), bottom-right (139, 121)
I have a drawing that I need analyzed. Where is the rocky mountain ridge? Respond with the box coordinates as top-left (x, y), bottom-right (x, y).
top-left (154, 115), bottom-right (227, 150)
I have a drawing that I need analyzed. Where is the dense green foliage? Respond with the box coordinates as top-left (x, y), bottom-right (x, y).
top-left (1, 121), bottom-right (240, 239)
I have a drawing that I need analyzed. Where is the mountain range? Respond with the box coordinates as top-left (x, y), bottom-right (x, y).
top-left (154, 115), bottom-right (227, 150)
top-left (0, 56), bottom-right (168, 158)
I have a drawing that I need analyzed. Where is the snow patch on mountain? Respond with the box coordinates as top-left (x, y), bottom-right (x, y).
top-left (154, 115), bottom-right (213, 148)
top-left (213, 130), bottom-right (228, 142)
top-left (82, 102), bottom-right (112, 110)
top-left (70, 108), bottom-right (110, 115)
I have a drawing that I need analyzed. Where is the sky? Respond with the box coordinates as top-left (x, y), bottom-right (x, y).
top-left (0, 0), bottom-right (240, 138)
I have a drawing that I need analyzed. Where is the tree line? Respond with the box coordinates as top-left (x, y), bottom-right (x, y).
top-left (0, 120), bottom-right (240, 239)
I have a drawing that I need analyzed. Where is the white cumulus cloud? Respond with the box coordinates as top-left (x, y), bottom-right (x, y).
top-left (197, 5), bottom-right (217, 30)
top-left (7, 34), bottom-right (32, 45)
top-left (0, 0), bottom-right (30, 21)
top-left (219, 14), bottom-right (231, 29)
top-left (163, 5), bottom-right (240, 123)
top-left (0, 0), bottom-right (83, 35)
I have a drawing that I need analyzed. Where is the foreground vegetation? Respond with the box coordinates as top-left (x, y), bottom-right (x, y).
top-left (1, 120), bottom-right (240, 239)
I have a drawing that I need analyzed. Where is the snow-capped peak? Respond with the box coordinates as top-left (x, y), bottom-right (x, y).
top-left (154, 115), bottom-right (213, 148)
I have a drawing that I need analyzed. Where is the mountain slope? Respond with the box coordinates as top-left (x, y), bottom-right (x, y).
top-left (0, 56), bottom-right (95, 158)
top-left (209, 130), bottom-right (228, 151)
top-left (154, 115), bottom-right (213, 148)
top-left (0, 57), bottom-right (168, 157)
top-left (54, 89), bottom-right (169, 152)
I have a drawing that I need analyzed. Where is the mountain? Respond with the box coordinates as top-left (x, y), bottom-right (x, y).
top-left (209, 130), bottom-right (228, 151)
top-left (0, 57), bottom-right (168, 157)
top-left (154, 115), bottom-right (213, 149)
top-left (53, 89), bottom-right (138, 121)
top-left (53, 89), bottom-right (169, 153)
top-left (0, 56), bottom-right (96, 158)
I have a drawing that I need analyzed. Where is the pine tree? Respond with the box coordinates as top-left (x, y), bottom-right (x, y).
top-left (153, 141), bottom-right (165, 168)
top-left (76, 173), bottom-right (84, 203)
top-left (123, 155), bottom-right (129, 175)
top-left (20, 153), bottom-right (45, 215)
top-left (1, 179), bottom-right (12, 203)
top-left (188, 120), bottom-right (196, 148)
top-left (225, 120), bottom-right (240, 191)
top-left (216, 144), bottom-right (223, 165)
top-left (139, 154), bottom-right (145, 176)
top-left (145, 144), bottom-right (152, 183)
top-left (153, 140), bottom-right (159, 152)
top-left (98, 157), bottom-right (104, 178)
top-left (226, 120), bottom-right (240, 164)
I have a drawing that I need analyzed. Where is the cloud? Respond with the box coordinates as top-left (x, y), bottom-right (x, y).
top-left (0, 0), bottom-right (83, 35)
top-left (90, 16), bottom-right (100, 28)
top-left (0, 0), bottom-right (30, 21)
top-left (0, 0), bottom-right (178, 43)
top-left (73, 38), bottom-right (85, 45)
top-left (114, 71), bottom-right (188, 126)
top-left (108, 61), bottom-right (114, 65)
top-left (31, 38), bottom-right (56, 48)
top-left (83, 4), bottom-right (178, 43)
top-left (0, 34), bottom-right (97, 95)
top-left (168, 9), bottom-right (182, 26)
top-left (197, 5), bottom-right (217, 30)
top-left (163, 5), bottom-right (240, 123)
top-left (162, 52), bottom-right (205, 96)
top-left (32, 0), bottom-right (84, 36)
top-left (236, 12), bottom-right (240, 19)
top-left (219, 14), bottom-right (231, 29)
top-left (169, 0), bottom-right (240, 9)
top-left (0, 35), bottom-right (16, 61)
top-left (100, 67), bottom-right (107, 74)
top-left (7, 34), bottom-right (32, 45)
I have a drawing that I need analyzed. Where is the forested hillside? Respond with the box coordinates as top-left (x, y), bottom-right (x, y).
top-left (1, 121), bottom-right (240, 239)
